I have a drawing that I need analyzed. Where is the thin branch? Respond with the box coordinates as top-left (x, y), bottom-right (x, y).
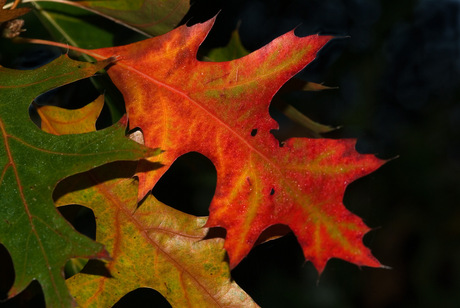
top-left (14, 37), bottom-right (105, 60)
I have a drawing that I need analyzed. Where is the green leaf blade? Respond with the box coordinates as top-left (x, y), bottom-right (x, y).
top-left (0, 55), bottom-right (156, 307)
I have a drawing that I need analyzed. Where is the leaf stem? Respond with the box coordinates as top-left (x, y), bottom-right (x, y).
top-left (14, 37), bottom-right (105, 60)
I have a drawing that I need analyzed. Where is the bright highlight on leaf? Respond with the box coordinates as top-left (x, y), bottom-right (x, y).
top-left (0, 55), bottom-right (157, 307)
top-left (78, 17), bottom-right (387, 273)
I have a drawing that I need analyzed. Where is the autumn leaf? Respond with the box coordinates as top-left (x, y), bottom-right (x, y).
top-left (36, 90), bottom-right (254, 307)
top-left (36, 85), bottom-right (254, 307)
top-left (35, 95), bottom-right (104, 134)
top-left (204, 27), bottom-right (337, 136)
top-left (0, 0), bottom-right (30, 23)
top-left (54, 163), bottom-right (257, 307)
top-left (60, 17), bottom-right (385, 273)
top-left (0, 55), bottom-right (157, 307)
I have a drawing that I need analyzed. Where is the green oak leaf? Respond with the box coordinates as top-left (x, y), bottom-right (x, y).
top-left (0, 55), bottom-right (157, 307)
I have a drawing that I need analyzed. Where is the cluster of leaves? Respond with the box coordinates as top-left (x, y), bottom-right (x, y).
top-left (0, 0), bottom-right (385, 307)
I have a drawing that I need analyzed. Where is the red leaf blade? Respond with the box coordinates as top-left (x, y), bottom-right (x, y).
top-left (87, 18), bottom-right (384, 273)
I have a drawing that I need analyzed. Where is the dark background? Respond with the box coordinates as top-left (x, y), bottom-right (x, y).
top-left (178, 1), bottom-right (460, 307)
top-left (1, 0), bottom-right (460, 307)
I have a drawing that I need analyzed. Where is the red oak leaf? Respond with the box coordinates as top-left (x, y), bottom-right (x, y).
top-left (82, 17), bottom-right (385, 273)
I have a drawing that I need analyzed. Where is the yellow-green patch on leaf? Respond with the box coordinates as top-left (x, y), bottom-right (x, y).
top-left (36, 95), bottom-right (104, 135)
top-left (55, 164), bottom-right (258, 307)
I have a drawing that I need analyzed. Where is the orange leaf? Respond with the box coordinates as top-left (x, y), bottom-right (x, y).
top-left (36, 95), bottom-right (104, 135)
top-left (55, 164), bottom-right (258, 307)
top-left (83, 17), bottom-right (385, 273)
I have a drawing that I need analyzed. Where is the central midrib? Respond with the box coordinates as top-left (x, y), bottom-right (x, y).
top-left (116, 61), bottom-right (336, 223)
top-left (118, 62), bottom-right (281, 173)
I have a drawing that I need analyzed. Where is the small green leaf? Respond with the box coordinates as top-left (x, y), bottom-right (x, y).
top-left (205, 29), bottom-right (250, 61)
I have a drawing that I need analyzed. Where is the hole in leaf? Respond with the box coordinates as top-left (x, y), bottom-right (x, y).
top-left (251, 128), bottom-right (258, 136)
top-left (152, 152), bottom-right (216, 216)
top-left (270, 188), bottom-right (275, 195)
top-left (113, 288), bottom-right (171, 308)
